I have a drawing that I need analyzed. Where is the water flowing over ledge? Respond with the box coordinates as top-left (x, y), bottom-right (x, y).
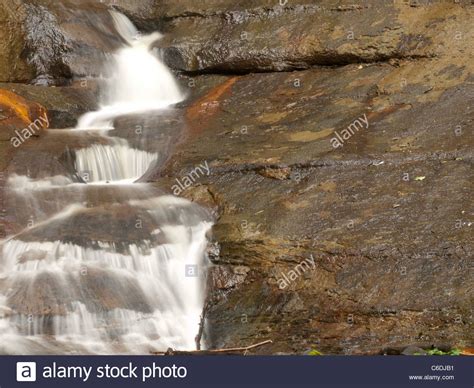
top-left (74, 142), bottom-right (158, 183)
top-left (0, 11), bottom-right (212, 355)
top-left (76, 11), bottom-right (184, 131)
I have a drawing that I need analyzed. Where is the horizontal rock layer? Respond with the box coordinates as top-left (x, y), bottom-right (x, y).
top-left (153, 0), bottom-right (473, 73)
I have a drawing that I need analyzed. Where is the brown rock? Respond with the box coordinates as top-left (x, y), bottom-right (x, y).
top-left (0, 0), bottom-right (123, 84)
top-left (154, 13), bottom-right (473, 352)
top-left (0, 83), bottom-right (98, 128)
top-left (156, 1), bottom-right (473, 73)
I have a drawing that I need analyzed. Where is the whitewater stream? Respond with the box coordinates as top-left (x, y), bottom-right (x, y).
top-left (0, 12), bottom-right (212, 354)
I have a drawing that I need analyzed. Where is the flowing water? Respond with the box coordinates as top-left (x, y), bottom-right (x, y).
top-left (0, 11), bottom-right (211, 354)
top-left (76, 11), bottom-right (184, 130)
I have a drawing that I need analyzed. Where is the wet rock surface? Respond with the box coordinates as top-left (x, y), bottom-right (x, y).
top-left (0, 0), bottom-right (472, 354)
top-left (0, 84), bottom-right (98, 176)
top-left (151, 1), bottom-right (473, 354)
top-left (0, 0), bottom-right (123, 84)
top-left (0, 83), bottom-right (98, 128)
top-left (155, 0), bottom-right (472, 73)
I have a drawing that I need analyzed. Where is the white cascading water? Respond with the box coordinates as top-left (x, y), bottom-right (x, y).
top-left (0, 11), bottom-right (211, 354)
top-left (74, 141), bottom-right (158, 183)
top-left (76, 11), bottom-right (184, 130)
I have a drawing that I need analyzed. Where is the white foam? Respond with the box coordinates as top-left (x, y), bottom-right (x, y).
top-left (8, 175), bottom-right (73, 191)
top-left (0, 11), bottom-right (211, 355)
top-left (74, 143), bottom-right (158, 183)
top-left (76, 11), bottom-right (184, 130)
top-left (0, 219), bottom-right (211, 352)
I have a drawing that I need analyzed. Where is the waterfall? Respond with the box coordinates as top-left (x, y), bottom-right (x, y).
top-left (76, 11), bottom-right (184, 130)
top-left (0, 11), bottom-right (211, 354)
top-left (74, 142), bottom-right (158, 183)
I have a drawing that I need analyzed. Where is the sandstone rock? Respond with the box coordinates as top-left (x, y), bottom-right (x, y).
top-left (0, 1), bottom-right (34, 83)
top-left (156, 1), bottom-right (473, 73)
top-left (153, 15), bottom-right (473, 351)
top-left (401, 346), bottom-right (427, 356)
top-left (112, 0), bottom-right (162, 32)
top-left (0, 88), bottom-right (48, 133)
top-left (0, 0), bottom-right (123, 84)
top-left (0, 88), bottom-right (47, 173)
top-left (0, 83), bottom-right (97, 180)
top-left (0, 83), bottom-right (97, 128)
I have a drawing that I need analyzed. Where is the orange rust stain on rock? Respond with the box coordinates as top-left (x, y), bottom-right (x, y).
top-left (0, 89), bottom-right (49, 126)
top-left (186, 77), bottom-right (238, 131)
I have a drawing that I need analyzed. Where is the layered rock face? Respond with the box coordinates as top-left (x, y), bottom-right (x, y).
top-left (153, 0), bottom-right (473, 354)
top-left (1, 0), bottom-right (472, 354)
top-left (0, 0), bottom-right (123, 84)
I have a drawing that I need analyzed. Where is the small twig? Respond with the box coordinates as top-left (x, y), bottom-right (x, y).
top-left (195, 298), bottom-right (211, 350)
top-left (152, 340), bottom-right (272, 356)
top-left (206, 340), bottom-right (273, 353)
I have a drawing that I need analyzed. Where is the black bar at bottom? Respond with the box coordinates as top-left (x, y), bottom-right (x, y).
top-left (1, 356), bottom-right (472, 388)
